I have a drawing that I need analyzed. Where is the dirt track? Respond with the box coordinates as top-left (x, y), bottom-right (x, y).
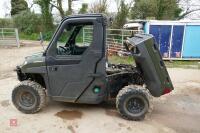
top-left (0, 45), bottom-right (200, 133)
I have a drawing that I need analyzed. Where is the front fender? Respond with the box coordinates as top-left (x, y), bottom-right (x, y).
top-left (15, 66), bottom-right (50, 92)
top-left (21, 66), bottom-right (47, 74)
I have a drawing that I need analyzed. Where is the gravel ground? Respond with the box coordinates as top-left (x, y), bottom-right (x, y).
top-left (0, 45), bottom-right (200, 133)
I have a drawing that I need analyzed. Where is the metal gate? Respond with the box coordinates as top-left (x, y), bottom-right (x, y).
top-left (0, 28), bottom-right (20, 47)
top-left (83, 28), bottom-right (143, 55)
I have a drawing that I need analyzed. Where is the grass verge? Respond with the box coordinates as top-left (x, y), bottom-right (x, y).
top-left (108, 56), bottom-right (200, 69)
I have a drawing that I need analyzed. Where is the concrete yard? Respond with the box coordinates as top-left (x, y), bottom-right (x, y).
top-left (0, 45), bottom-right (200, 133)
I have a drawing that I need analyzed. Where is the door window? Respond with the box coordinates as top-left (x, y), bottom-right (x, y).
top-left (56, 23), bottom-right (94, 56)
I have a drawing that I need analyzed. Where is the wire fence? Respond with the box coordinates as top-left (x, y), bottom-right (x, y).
top-left (0, 28), bottom-right (20, 47)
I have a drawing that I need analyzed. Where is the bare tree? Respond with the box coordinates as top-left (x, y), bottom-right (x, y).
top-left (50, 0), bottom-right (65, 18)
top-left (67, 0), bottom-right (72, 15)
top-left (178, 0), bottom-right (200, 19)
top-left (89, 0), bottom-right (108, 14)
top-left (112, 0), bottom-right (134, 28)
top-left (50, 0), bottom-right (72, 17)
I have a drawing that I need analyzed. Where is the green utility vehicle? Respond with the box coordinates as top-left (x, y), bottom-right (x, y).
top-left (12, 14), bottom-right (173, 120)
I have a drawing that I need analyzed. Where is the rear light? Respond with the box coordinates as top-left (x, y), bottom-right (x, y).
top-left (163, 88), bottom-right (172, 95)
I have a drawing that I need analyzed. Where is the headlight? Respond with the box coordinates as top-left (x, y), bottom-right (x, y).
top-left (24, 61), bottom-right (28, 65)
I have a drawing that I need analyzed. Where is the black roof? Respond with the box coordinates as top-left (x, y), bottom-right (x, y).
top-left (63, 13), bottom-right (106, 20)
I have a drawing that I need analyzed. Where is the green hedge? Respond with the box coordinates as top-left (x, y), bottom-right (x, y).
top-left (13, 11), bottom-right (44, 34)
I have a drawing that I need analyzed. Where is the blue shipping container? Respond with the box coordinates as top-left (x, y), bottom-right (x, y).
top-left (170, 25), bottom-right (184, 58)
top-left (126, 20), bottom-right (200, 59)
top-left (149, 25), bottom-right (172, 58)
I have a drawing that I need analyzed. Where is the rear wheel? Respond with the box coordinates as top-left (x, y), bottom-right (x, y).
top-left (12, 80), bottom-right (46, 114)
top-left (116, 85), bottom-right (149, 120)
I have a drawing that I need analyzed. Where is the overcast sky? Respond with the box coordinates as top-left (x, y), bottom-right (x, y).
top-left (0, 0), bottom-right (200, 19)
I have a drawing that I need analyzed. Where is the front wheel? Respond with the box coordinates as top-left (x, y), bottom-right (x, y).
top-left (12, 80), bottom-right (46, 114)
top-left (116, 85), bottom-right (149, 120)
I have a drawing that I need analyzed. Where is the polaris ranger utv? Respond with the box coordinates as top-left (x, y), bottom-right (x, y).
top-left (12, 14), bottom-right (173, 120)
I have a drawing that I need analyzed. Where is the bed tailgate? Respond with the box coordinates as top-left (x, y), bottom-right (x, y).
top-left (125, 34), bottom-right (174, 97)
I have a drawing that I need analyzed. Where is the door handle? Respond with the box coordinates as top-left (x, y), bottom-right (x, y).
top-left (49, 66), bottom-right (58, 71)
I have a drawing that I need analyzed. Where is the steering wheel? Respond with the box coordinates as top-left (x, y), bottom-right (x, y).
top-left (59, 46), bottom-right (71, 55)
